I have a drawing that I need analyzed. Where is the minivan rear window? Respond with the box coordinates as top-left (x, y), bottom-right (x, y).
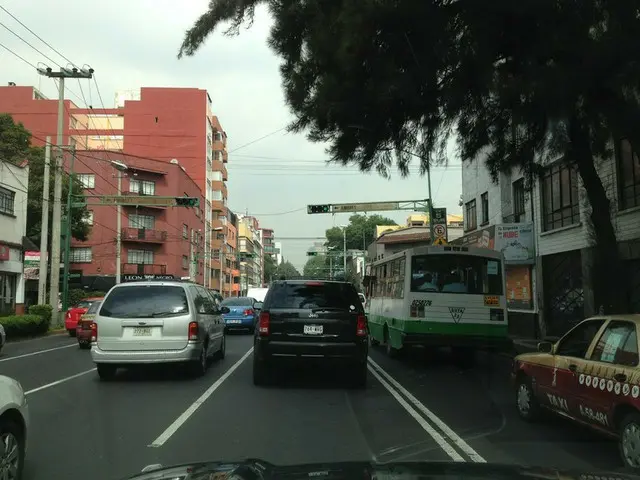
top-left (267, 283), bottom-right (361, 310)
top-left (100, 286), bottom-right (189, 318)
top-left (86, 300), bottom-right (102, 315)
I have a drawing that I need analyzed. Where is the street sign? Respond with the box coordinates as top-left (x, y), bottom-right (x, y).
top-left (333, 202), bottom-right (399, 213)
top-left (434, 224), bottom-right (446, 237)
top-left (433, 237), bottom-right (448, 246)
top-left (431, 207), bottom-right (448, 242)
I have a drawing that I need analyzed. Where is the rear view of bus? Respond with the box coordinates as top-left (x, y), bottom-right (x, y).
top-left (367, 245), bottom-right (510, 362)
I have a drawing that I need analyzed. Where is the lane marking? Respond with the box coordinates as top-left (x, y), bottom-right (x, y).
top-left (149, 347), bottom-right (254, 448)
top-left (0, 343), bottom-right (77, 363)
top-left (368, 357), bottom-right (486, 463)
top-left (367, 364), bottom-right (464, 462)
top-left (25, 368), bottom-right (96, 395)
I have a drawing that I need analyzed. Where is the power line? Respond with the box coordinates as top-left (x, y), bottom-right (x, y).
top-left (0, 20), bottom-right (60, 67)
top-left (228, 127), bottom-right (287, 153)
top-left (0, 41), bottom-right (36, 68)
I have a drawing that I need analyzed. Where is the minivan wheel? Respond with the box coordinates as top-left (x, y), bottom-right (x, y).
top-left (97, 364), bottom-right (117, 381)
top-left (191, 345), bottom-right (207, 377)
top-left (214, 335), bottom-right (226, 360)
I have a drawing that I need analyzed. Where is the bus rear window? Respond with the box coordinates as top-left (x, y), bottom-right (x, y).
top-left (410, 254), bottom-right (503, 295)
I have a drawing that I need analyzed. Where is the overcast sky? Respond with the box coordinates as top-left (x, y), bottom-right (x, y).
top-left (1, 0), bottom-right (462, 271)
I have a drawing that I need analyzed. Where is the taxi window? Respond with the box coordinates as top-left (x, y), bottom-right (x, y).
top-left (591, 321), bottom-right (639, 367)
top-left (555, 319), bottom-right (605, 358)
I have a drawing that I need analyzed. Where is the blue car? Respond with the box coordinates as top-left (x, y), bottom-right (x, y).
top-left (221, 296), bottom-right (260, 333)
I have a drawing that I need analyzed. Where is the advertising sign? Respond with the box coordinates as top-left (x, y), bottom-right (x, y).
top-left (495, 223), bottom-right (535, 264)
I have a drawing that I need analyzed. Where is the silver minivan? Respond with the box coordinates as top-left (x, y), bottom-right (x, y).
top-left (91, 281), bottom-right (229, 380)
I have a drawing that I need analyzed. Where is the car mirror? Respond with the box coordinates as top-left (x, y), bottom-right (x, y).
top-left (537, 341), bottom-right (553, 353)
top-left (254, 302), bottom-right (263, 311)
top-left (220, 306), bottom-right (230, 314)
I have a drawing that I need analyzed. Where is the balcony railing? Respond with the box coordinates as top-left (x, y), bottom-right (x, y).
top-left (121, 227), bottom-right (168, 244)
top-left (121, 263), bottom-right (167, 275)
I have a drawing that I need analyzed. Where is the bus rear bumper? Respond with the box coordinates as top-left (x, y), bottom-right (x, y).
top-left (401, 333), bottom-right (514, 352)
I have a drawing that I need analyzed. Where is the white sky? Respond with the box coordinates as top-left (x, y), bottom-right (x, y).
top-left (1, 0), bottom-right (462, 270)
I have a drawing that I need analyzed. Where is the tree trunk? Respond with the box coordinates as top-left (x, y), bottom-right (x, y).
top-left (568, 117), bottom-right (629, 314)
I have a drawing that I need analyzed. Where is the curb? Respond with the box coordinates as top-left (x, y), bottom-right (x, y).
top-left (5, 329), bottom-right (67, 344)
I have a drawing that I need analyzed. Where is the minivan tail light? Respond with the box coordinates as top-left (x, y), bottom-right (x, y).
top-left (258, 311), bottom-right (270, 336)
top-left (188, 321), bottom-right (199, 341)
top-left (90, 322), bottom-right (97, 342)
top-left (356, 314), bottom-right (367, 337)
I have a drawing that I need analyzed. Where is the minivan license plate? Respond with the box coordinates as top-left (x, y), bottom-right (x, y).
top-left (303, 325), bottom-right (323, 335)
top-left (133, 327), bottom-right (152, 336)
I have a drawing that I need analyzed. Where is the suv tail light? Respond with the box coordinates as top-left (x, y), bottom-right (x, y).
top-left (356, 314), bottom-right (367, 337)
top-left (90, 322), bottom-right (97, 342)
top-left (188, 321), bottom-right (199, 341)
top-left (244, 309), bottom-right (255, 316)
top-left (258, 311), bottom-right (270, 336)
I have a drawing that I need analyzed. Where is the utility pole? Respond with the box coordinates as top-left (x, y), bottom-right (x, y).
top-left (61, 148), bottom-right (76, 312)
top-left (343, 228), bottom-right (347, 275)
top-left (426, 163), bottom-right (435, 244)
top-left (115, 172), bottom-right (123, 284)
top-left (37, 66), bottom-right (93, 320)
top-left (37, 138), bottom-right (51, 304)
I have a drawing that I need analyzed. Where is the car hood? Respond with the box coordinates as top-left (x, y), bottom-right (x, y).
top-left (126, 459), bottom-right (639, 480)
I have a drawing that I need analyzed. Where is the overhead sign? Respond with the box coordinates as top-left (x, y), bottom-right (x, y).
top-left (431, 207), bottom-right (448, 243)
top-left (333, 202), bottom-right (400, 213)
top-left (99, 195), bottom-right (173, 207)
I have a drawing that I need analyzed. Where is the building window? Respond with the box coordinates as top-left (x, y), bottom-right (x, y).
top-left (182, 224), bottom-right (188, 239)
top-left (513, 179), bottom-right (526, 222)
top-left (0, 187), bottom-right (15, 216)
top-left (182, 255), bottom-right (189, 269)
top-left (211, 171), bottom-right (222, 181)
top-left (541, 162), bottom-right (580, 232)
top-left (465, 199), bottom-right (477, 231)
top-left (129, 214), bottom-right (155, 230)
top-left (480, 192), bottom-right (489, 225)
top-left (83, 210), bottom-right (94, 225)
top-left (128, 249), bottom-right (153, 264)
top-left (618, 139), bottom-right (640, 210)
top-left (214, 132), bottom-right (223, 142)
top-left (76, 174), bottom-right (95, 189)
top-left (129, 179), bottom-right (155, 195)
top-left (70, 247), bottom-right (92, 263)
top-left (212, 190), bottom-right (223, 201)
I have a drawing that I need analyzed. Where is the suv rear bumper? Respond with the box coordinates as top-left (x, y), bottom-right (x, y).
top-left (91, 342), bottom-right (202, 364)
top-left (254, 338), bottom-right (368, 363)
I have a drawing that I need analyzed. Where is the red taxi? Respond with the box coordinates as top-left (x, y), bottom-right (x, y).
top-left (76, 299), bottom-right (103, 349)
top-left (513, 314), bottom-right (640, 469)
top-left (64, 297), bottom-right (103, 336)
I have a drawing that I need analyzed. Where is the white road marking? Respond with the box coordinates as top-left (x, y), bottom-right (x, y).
top-left (149, 347), bottom-right (254, 448)
top-left (367, 364), bottom-right (464, 462)
top-left (25, 368), bottom-right (96, 395)
top-left (368, 357), bottom-right (486, 463)
top-left (0, 343), bottom-right (76, 363)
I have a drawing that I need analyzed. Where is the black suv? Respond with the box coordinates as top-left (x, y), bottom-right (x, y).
top-left (253, 280), bottom-right (369, 388)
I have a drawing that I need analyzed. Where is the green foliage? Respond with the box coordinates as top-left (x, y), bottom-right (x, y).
top-left (263, 254), bottom-right (277, 283)
top-left (325, 214), bottom-right (396, 251)
top-left (274, 259), bottom-right (301, 279)
top-left (2, 314), bottom-right (49, 338)
top-left (0, 114), bottom-right (91, 246)
top-left (28, 304), bottom-right (53, 325)
top-left (303, 255), bottom-right (329, 279)
top-left (68, 289), bottom-right (105, 307)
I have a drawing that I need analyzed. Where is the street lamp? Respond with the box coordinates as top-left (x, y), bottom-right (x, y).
top-left (111, 160), bottom-right (128, 285)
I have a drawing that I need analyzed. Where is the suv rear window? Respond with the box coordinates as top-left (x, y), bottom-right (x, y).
top-left (267, 282), bottom-right (361, 310)
top-left (86, 301), bottom-right (102, 314)
top-left (100, 286), bottom-right (189, 318)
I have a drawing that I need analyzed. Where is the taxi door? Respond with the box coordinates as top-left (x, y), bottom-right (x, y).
top-left (544, 318), bottom-right (607, 418)
top-left (574, 319), bottom-right (639, 432)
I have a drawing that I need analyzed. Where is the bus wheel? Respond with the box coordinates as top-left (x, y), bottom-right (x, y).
top-left (370, 334), bottom-right (379, 346)
top-left (384, 327), bottom-right (401, 358)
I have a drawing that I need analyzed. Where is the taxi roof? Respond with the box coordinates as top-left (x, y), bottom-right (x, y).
top-left (588, 314), bottom-right (640, 323)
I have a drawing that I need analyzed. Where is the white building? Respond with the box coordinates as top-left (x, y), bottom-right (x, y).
top-left (274, 241), bottom-right (283, 265)
top-left (459, 142), bottom-right (640, 337)
top-left (0, 159), bottom-right (29, 314)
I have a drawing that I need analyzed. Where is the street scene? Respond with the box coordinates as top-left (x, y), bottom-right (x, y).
top-left (1, 1), bottom-right (640, 479)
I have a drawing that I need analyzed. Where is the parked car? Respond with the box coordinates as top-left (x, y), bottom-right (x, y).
top-left (253, 279), bottom-right (368, 388)
top-left (221, 296), bottom-right (260, 333)
top-left (76, 299), bottom-right (103, 349)
top-left (0, 375), bottom-right (29, 479)
top-left (64, 297), bottom-right (103, 336)
top-left (0, 323), bottom-right (5, 354)
top-left (91, 281), bottom-right (229, 380)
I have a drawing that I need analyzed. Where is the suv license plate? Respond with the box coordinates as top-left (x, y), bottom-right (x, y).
top-left (133, 327), bottom-right (152, 336)
top-left (303, 325), bottom-right (323, 335)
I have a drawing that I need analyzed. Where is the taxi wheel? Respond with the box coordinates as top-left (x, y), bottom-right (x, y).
top-left (618, 411), bottom-right (640, 469)
top-left (516, 376), bottom-right (541, 421)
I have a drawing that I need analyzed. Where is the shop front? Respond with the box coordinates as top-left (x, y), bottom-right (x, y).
top-left (0, 242), bottom-right (25, 315)
top-left (451, 223), bottom-right (537, 336)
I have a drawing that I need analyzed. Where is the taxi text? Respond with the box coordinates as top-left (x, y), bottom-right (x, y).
top-left (546, 393), bottom-right (569, 412)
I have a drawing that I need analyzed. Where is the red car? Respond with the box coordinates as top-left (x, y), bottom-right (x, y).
top-left (64, 297), bottom-right (103, 336)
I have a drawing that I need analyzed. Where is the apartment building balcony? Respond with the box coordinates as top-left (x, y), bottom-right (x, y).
top-left (121, 263), bottom-right (167, 275)
top-left (121, 227), bottom-right (167, 244)
top-left (211, 200), bottom-right (225, 212)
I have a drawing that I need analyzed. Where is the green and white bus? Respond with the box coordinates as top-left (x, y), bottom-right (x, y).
top-left (365, 244), bottom-right (510, 358)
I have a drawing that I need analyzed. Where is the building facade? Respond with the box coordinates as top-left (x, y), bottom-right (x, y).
top-left (0, 85), bottom-right (234, 291)
top-left (66, 151), bottom-right (204, 288)
top-left (238, 215), bottom-right (263, 292)
top-left (458, 143), bottom-right (640, 338)
top-left (0, 160), bottom-right (29, 314)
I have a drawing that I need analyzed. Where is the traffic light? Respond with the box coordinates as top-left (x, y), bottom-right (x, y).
top-left (175, 197), bottom-right (200, 207)
top-left (307, 251), bottom-right (319, 256)
top-left (307, 204), bottom-right (330, 214)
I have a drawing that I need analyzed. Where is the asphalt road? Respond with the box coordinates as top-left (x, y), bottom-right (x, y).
top-left (0, 334), bottom-right (626, 480)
